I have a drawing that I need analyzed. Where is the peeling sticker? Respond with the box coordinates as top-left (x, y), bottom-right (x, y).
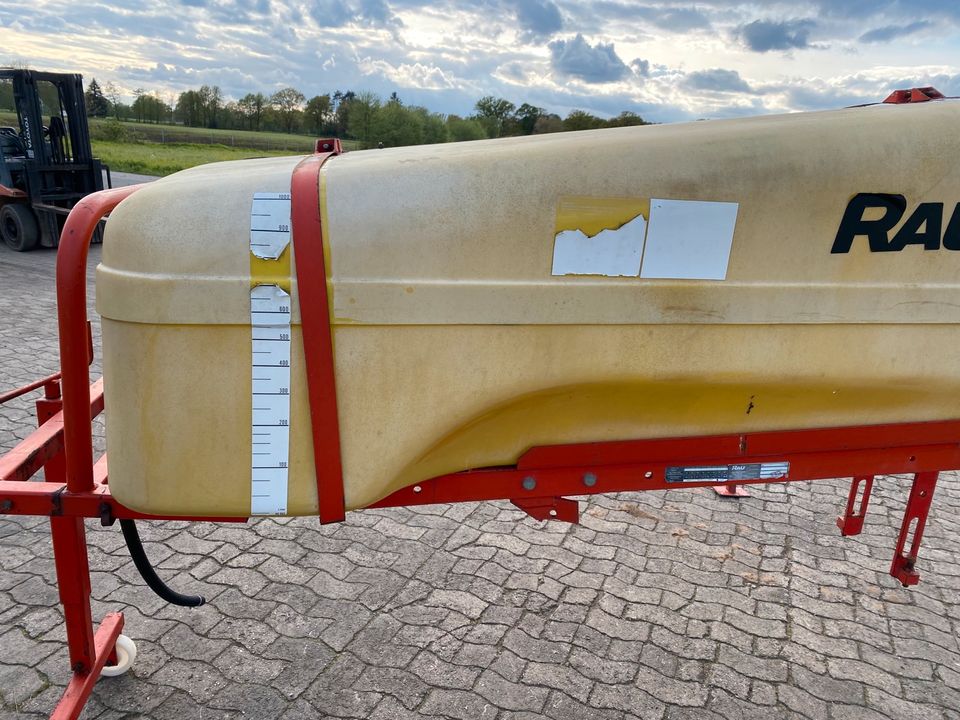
top-left (551, 196), bottom-right (650, 277)
top-left (552, 214), bottom-right (647, 277)
top-left (551, 195), bottom-right (739, 280)
top-left (250, 192), bottom-right (292, 260)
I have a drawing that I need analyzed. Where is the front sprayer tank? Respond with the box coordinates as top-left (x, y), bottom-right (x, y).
top-left (96, 100), bottom-right (960, 517)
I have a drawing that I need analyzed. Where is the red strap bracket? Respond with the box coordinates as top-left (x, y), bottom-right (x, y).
top-left (290, 140), bottom-right (346, 524)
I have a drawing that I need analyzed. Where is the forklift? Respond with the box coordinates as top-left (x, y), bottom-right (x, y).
top-left (0, 69), bottom-right (107, 251)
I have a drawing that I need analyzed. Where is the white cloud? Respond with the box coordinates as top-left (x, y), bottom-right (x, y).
top-left (2, 0), bottom-right (958, 122)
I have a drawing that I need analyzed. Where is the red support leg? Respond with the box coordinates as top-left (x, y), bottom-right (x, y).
top-left (890, 471), bottom-right (938, 587)
top-left (51, 613), bottom-right (124, 720)
top-left (836, 475), bottom-right (874, 536)
top-left (714, 483), bottom-right (750, 498)
top-left (50, 516), bottom-right (96, 674)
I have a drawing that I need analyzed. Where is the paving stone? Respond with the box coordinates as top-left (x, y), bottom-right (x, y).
top-left (475, 668), bottom-right (550, 712)
top-left (419, 688), bottom-right (498, 720)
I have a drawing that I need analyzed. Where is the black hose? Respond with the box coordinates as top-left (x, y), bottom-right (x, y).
top-left (119, 519), bottom-right (205, 607)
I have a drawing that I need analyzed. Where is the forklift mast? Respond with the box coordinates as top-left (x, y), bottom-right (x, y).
top-left (0, 69), bottom-right (106, 250)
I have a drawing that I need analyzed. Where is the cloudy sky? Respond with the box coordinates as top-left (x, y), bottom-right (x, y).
top-left (1, 0), bottom-right (959, 122)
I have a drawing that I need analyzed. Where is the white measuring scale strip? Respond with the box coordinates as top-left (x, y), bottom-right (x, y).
top-left (250, 192), bottom-right (292, 516)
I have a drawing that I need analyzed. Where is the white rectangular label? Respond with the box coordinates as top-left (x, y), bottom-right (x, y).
top-left (640, 198), bottom-right (739, 280)
top-left (250, 192), bottom-right (292, 260)
top-left (250, 284), bottom-right (291, 516)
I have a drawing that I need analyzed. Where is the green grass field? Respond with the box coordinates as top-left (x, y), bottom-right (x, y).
top-left (91, 140), bottom-right (302, 176)
top-left (0, 111), bottom-right (360, 175)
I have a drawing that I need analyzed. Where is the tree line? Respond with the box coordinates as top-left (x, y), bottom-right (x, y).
top-left (83, 79), bottom-right (648, 148)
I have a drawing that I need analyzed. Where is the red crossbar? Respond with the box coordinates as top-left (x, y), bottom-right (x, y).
top-left (0, 379), bottom-right (103, 483)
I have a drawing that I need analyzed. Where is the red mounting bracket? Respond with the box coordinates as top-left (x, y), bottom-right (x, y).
top-left (511, 496), bottom-right (580, 523)
top-left (836, 475), bottom-right (874, 536)
top-left (890, 472), bottom-right (938, 586)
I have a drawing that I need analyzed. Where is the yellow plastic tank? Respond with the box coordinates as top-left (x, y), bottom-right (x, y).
top-left (96, 100), bottom-right (960, 517)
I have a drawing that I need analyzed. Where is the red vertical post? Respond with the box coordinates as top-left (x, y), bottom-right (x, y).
top-left (836, 475), bottom-right (874, 536)
top-left (36, 379), bottom-right (66, 484)
top-left (50, 516), bottom-right (95, 673)
top-left (890, 471), bottom-right (938, 586)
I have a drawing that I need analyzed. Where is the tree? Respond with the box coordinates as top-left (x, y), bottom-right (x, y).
top-left (132, 88), bottom-right (146, 122)
top-left (84, 78), bottom-right (109, 117)
top-left (606, 110), bottom-right (647, 127)
top-left (132, 92), bottom-right (168, 124)
top-left (515, 103), bottom-right (544, 135)
top-left (473, 96), bottom-right (516, 138)
top-left (371, 101), bottom-right (423, 148)
top-left (304, 94), bottom-right (332, 135)
top-left (412, 107), bottom-right (448, 145)
top-left (533, 114), bottom-right (563, 134)
top-left (346, 91), bottom-right (380, 145)
top-left (103, 81), bottom-right (122, 119)
top-left (446, 115), bottom-right (487, 142)
top-left (271, 87), bottom-right (305, 132)
top-left (563, 109), bottom-right (604, 132)
top-left (199, 85), bottom-right (223, 128)
top-left (331, 90), bottom-right (355, 136)
top-left (238, 92), bottom-right (267, 131)
top-left (175, 90), bottom-right (204, 126)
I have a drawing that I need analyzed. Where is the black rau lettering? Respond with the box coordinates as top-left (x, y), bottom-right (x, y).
top-left (832, 193), bottom-right (907, 253)
top-left (888, 202), bottom-right (943, 251)
top-left (943, 203), bottom-right (960, 251)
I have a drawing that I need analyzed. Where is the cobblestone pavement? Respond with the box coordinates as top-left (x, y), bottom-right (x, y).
top-left (1, 242), bottom-right (959, 720)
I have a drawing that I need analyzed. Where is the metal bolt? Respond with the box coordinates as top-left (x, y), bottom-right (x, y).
top-left (413, 485), bottom-right (422, 494)
top-left (582, 473), bottom-right (597, 487)
top-left (644, 471), bottom-right (653, 479)
top-left (522, 476), bottom-right (537, 491)
top-left (549, 509), bottom-right (558, 517)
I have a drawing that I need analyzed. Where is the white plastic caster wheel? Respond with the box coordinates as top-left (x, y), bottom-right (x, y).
top-left (101, 634), bottom-right (137, 677)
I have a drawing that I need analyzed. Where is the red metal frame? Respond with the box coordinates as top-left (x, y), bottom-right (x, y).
top-left (1, 145), bottom-right (959, 718)
top-left (371, 420), bottom-right (960, 511)
top-left (291, 140), bottom-right (346, 524)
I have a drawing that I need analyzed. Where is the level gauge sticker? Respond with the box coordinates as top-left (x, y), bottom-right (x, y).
top-left (250, 283), bottom-right (291, 515)
top-left (665, 462), bottom-right (789, 484)
top-left (250, 192), bottom-right (292, 260)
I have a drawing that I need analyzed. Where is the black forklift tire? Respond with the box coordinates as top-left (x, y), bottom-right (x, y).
top-left (0, 203), bottom-right (40, 252)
